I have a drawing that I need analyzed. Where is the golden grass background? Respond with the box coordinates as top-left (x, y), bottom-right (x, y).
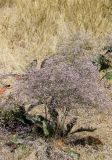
top-left (0, 0), bottom-right (112, 73)
top-left (0, 2), bottom-right (112, 159)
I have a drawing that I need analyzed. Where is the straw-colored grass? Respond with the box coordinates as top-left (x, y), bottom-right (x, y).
top-left (0, 0), bottom-right (112, 72)
top-left (0, 1), bottom-right (112, 159)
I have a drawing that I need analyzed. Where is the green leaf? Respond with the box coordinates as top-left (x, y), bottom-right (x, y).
top-left (68, 150), bottom-right (80, 160)
top-left (42, 121), bottom-right (49, 136)
top-left (15, 117), bottom-right (26, 125)
top-left (92, 54), bottom-right (110, 71)
top-left (92, 55), bottom-right (101, 65)
top-left (105, 72), bottom-right (112, 80)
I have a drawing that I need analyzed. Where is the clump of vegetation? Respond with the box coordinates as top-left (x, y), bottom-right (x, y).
top-left (92, 52), bottom-right (112, 81)
top-left (92, 54), bottom-right (111, 71)
top-left (0, 105), bottom-right (33, 135)
top-left (0, 97), bottom-right (103, 160)
top-left (0, 99), bottom-right (97, 140)
top-left (0, 102), bottom-right (104, 160)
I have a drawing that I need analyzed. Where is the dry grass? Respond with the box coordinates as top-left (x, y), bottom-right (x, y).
top-left (0, 0), bottom-right (112, 72)
top-left (0, 1), bottom-right (112, 159)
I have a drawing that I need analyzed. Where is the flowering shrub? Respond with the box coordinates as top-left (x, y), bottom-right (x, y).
top-left (8, 53), bottom-right (112, 113)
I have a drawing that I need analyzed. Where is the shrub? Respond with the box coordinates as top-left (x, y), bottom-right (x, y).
top-left (0, 102), bottom-right (96, 139)
top-left (10, 55), bottom-right (112, 112)
top-left (92, 53), bottom-right (112, 80)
